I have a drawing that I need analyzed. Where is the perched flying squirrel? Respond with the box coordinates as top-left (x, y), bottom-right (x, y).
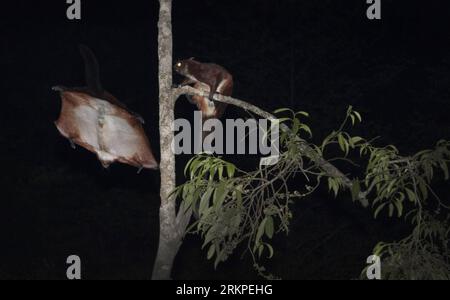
top-left (53, 45), bottom-right (158, 171)
top-left (174, 58), bottom-right (233, 120)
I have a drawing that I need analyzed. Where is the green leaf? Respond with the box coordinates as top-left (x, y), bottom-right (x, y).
top-left (207, 244), bottom-right (215, 260)
top-left (338, 134), bottom-right (349, 155)
top-left (386, 179), bottom-right (397, 194)
top-left (353, 111), bottom-right (362, 122)
top-left (277, 117), bottom-right (292, 124)
top-left (292, 118), bottom-right (301, 135)
top-left (226, 164), bottom-right (236, 178)
top-left (256, 218), bottom-right (268, 244)
top-left (388, 203), bottom-right (395, 218)
top-left (351, 137), bottom-right (364, 145)
top-left (333, 183), bottom-right (339, 197)
top-left (338, 134), bottom-right (346, 152)
top-left (265, 216), bottom-right (275, 239)
top-left (373, 242), bottom-right (387, 256)
top-left (273, 108), bottom-right (294, 115)
top-left (374, 203), bottom-right (387, 219)
top-left (184, 157), bottom-right (196, 177)
top-left (182, 184), bottom-right (191, 201)
top-left (169, 186), bottom-right (182, 200)
top-left (394, 197), bottom-right (404, 218)
top-left (203, 228), bottom-right (216, 249)
top-left (300, 124), bottom-right (313, 138)
top-left (418, 178), bottom-right (429, 200)
top-left (296, 111), bottom-right (310, 118)
top-left (328, 178), bottom-right (339, 197)
top-left (218, 165), bottom-right (224, 180)
top-left (182, 189), bottom-right (195, 210)
top-left (199, 187), bottom-right (214, 216)
top-left (414, 149), bottom-right (432, 159)
top-left (350, 114), bottom-right (356, 126)
top-left (405, 188), bottom-right (417, 203)
top-left (360, 144), bottom-right (368, 157)
top-left (258, 244), bottom-right (264, 258)
top-left (209, 165), bottom-right (217, 181)
top-left (214, 249), bottom-right (223, 269)
top-left (213, 183), bottom-right (228, 209)
top-left (265, 243), bottom-right (274, 259)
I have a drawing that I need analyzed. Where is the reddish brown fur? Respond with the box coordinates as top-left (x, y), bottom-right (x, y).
top-left (55, 90), bottom-right (158, 170)
top-left (54, 46), bottom-right (157, 170)
top-left (174, 58), bottom-right (233, 119)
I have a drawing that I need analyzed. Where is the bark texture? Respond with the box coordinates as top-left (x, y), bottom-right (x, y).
top-left (152, 0), bottom-right (191, 280)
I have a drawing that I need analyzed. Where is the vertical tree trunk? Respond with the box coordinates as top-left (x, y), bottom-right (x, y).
top-left (152, 0), bottom-right (180, 280)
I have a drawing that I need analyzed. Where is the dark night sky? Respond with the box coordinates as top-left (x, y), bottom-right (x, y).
top-left (0, 0), bottom-right (450, 279)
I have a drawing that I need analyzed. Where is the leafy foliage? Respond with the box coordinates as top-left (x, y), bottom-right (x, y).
top-left (361, 140), bottom-right (450, 219)
top-left (368, 214), bottom-right (450, 280)
top-left (173, 110), bottom-right (320, 275)
top-left (359, 140), bottom-right (450, 279)
top-left (173, 106), bottom-right (450, 279)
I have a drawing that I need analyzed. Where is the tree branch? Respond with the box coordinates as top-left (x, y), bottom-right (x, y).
top-left (174, 85), bottom-right (369, 208)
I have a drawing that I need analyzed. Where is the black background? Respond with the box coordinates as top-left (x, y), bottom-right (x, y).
top-left (0, 0), bottom-right (449, 279)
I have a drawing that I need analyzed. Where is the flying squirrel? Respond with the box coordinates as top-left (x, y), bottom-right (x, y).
top-left (53, 45), bottom-right (158, 171)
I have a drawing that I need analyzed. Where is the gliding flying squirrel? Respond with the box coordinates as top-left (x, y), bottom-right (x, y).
top-left (53, 45), bottom-right (158, 171)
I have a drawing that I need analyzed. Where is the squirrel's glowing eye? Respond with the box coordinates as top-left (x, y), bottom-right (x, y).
top-left (177, 63), bottom-right (182, 67)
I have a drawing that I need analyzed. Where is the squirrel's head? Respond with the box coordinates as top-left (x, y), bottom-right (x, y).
top-left (174, 57), bottom-right (197, 76)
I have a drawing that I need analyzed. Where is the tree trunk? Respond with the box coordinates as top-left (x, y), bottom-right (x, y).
top-left (152, 0), bottom-right (187, 280)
